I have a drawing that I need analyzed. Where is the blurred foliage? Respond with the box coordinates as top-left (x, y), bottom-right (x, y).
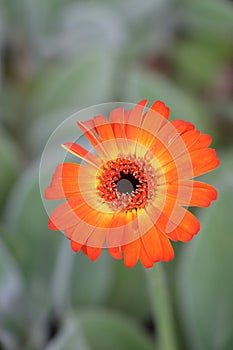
top-left (0, 0), bottom-right (233, 349)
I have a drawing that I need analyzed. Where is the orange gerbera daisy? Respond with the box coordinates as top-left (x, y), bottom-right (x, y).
top-left (45, 100), bottom-right (219, 268)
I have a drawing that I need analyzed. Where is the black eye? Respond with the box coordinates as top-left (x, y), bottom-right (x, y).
top-left (115, 171), bottom-right (140, 194)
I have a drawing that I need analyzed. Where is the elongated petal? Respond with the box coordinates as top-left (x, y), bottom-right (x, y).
top-left (125, 100), bottom-right (148, 129)
top-left (150, 100), bottom-right (170, 119)
top-left (139, 243), bottom-right (154, 268)
top-left (70, 240), bottom-right (82, 252)
top-left (108, 246), bottom-right (122, 260)
top-left (86, 246), bottom-right (103, 261)
top-left (123, 239), bottom-right (140, 268)
top-left (140, 225), bottom-right (163, 262)
top-left (162, 148), bottom-right (219, 180)
top-left (62, 142), bottom-right (100, 168)
top-left (156, 227), bottom-right (175, 261)
top-left (165, 180), bottom-right (217, 207)
top-left (171, 119), bottom-right (194, 134)
top-left (189, 133), bottom-right (212, 151)
top-left (156, 209), bottom-right (200, 242)
top-left (45, 163), bottom-right (80, 200)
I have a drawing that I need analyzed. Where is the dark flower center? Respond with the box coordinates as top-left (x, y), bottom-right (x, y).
top-left (115, 171), bottom-right (140, 194)
top-left (96, 156), bottom-right (157, 212)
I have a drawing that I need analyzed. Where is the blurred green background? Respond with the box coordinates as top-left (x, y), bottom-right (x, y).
top-left (0, 0), bottom-right (233, 349)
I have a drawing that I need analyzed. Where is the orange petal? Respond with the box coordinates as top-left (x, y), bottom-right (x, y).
top-left (139, 243), bottom-right (154, 268)
top-left (108, 246), bottom-right (122, 260)
top-left (93, 116), bottom-right (115, 139)
top-left (110, 107), bottom-right (125, 124)
top-left (66, 221), bottom-right (94, 244)
top-left (109, 107), bottom-right (130, 155)
top-left (156, 228), bottom-right (175, 261)
top-left (70, 240), bottom-right (82, 252)
top-left (190, 181), bottom-right (217, 207)
top-left (111, 123), bottom-right (127, 141)
top-left (168, 181), bottom-right (217, 207)
top-left (48, 195), bottom-right (113, 236)
top-left (105, 213), bottom-right (126, 249)
top-left (136, 128), bottom-right (159, 158)
top-left (81, 245), bottom-right (88, 255)
top-left (123, 238), bottom-right (140, 268)
top-left (190, 148), bottom-right (220, 177)
top-left (86, 227), bottom-right (106, 254)
top-left (150, 100), bottom-right (170, 119)
top-left (166, 221), bottom-right (195, 242)
top-left (177, 208), bottom-right (201, 234)
top-left (162, 147), bottom-right (220, 180)
top-left (181, 130), bottom-right (201, 150)
top-left (110, 107), bottom-right (126, 135)
top-left (140, 225), bottom-right (163, 262)
top-left (86, 246), bottom-right (103, 261)
top-left (142, 106), bottom-right (166, 130)
top-left (48, 197), bottom-right (84, 231)
top-left (62, 142), bottom-right (100, 169)
top-left (171, 120), bottom-right (194, 134)
top-left (158, 209), bottom-right (200, 242)
top-left (189, 133), bottom-right (212, 151)
top-left (45, 163), bottom-right (80, 200)
top-left (165, 180), bottom-right (217, 208)
top-left (138, 205), bottom-right (174, 266)
top-left (124, 100), bottom-right (148, 142)
top-left (93, 116), bottom-right (119, 158)
top-left (78, 120), bottom-right (101, 147)
top-left (180, 130), bottom-right (212, 153)
top-left (125, 100), bottom-right (148, 128)
top-left (78, 120), bottom-right (112, 160)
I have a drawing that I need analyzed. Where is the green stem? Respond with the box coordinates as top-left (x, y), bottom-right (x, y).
top-left (146, 264), bottom-right (178, 350)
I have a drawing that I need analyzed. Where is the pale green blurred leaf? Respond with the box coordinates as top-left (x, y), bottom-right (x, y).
top-left (52, 241), bottom-right (114, 315)
top-left (70, 250), bottom-right (114, 307)
top-left (0, 127), bottom-right (22, 212)
top-left (44, 318), bottom-right (90, 350)
top-left (0, 236), bottom-right (24, 318)
top-left (27, 108), bottom-right (75, 156)
top-left (4, 161), bottom-right (61, 310)
top-left (109, 262), bottom-right (150, 321)
top-left (26, 50), bottom-right (116, 119)
top-left (45, 310), bottom-right (155, 350)
top-left (173, 38), bottom-right (232, 90)
top-left (0, 327), bottom-right (18, 350)
top-left (124, 68), bottom-right (212, 132)
top-left (177, 150), bottom-right (233, 350)
top-left (50, 3), bottom-right (125, 55)
top-left (180, 0), bottom-right (233, 40)
top-left (77, 0), bottom-right (165, 21)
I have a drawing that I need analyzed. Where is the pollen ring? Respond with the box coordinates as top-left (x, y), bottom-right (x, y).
top-left (96, 155), bottom-right (157, 212)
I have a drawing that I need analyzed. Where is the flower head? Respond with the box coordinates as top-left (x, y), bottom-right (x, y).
top-left (45, 100), bottom-right (219, 268)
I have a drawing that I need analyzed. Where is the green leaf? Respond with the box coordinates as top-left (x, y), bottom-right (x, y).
top-left (80, 310), bottom-right (155, 350)
top-left (26, 50), bottom-right (116, 119)
top-left (180, 0), bottom-right (233, 40)
top-left (124, 68), bottom-right (212, 133)
top-left (4, 160), bottom-right (61, 310)
top-left (70, 250), bottom-right (114, 307)
top-left (176, 150), bottom-right (233, 350)
top-left (51, 241), bottom-right (114, 315)
top-left (108, 261), bottom-right (150, 321)
top-left (0, 127), bottom-right (22, 213)
top-left (0, 236), bottom-right (24, 319)
top-left (173, 38), bottom-right (232, 91)
top-left (27, 107), bottom-right (76, 156)
top-left (45, 310), bottom-right (155, 350)
top-left (44, 317), bottom-right (90, 350)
